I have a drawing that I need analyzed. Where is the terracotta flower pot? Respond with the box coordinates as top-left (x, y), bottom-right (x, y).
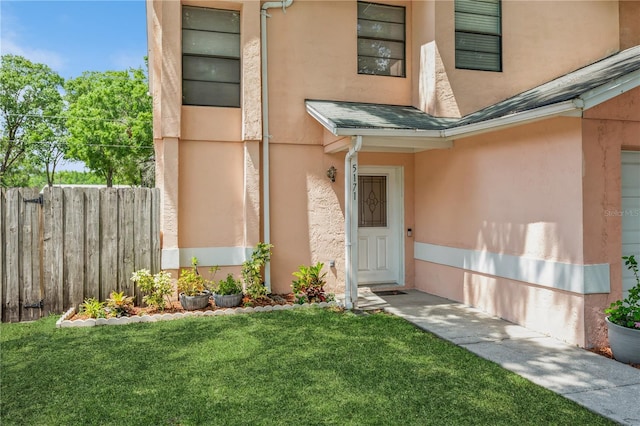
top-left (606, 316), bottom-right (640, 364)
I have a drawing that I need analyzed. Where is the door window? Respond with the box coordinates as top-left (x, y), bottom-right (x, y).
top-left (358, 175), bottom-right (387, 227)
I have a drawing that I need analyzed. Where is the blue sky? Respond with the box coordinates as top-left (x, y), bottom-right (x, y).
top-left (1, 0), bottom-right (148, 171)
top-left (1, 0), bottom-right (148, 79)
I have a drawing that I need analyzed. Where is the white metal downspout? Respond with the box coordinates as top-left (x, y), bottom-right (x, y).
top-left (261, 0), bottom-right (293, 292)
top-left (344, 135), bottom-right (362, 309)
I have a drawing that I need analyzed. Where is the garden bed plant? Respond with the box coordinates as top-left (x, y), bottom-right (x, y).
top-left (63, 243), bottom-right (342, 327)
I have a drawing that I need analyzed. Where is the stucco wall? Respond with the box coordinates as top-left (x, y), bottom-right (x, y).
top-left (415, 117), bottom-right (585, 261)
top-left (582, 87), bottom-right (640, 347)
top-left (620, 0), bottom-right (640, 50)
top-left (267, 147), bottom-right (415, 294)
top-left (178, 140), bottom-right (245, 248)
top-left (413, 117), bottom-right (588, 346)
top-left (425, 0), bottom-right (620, 116)
top-left (266, 0), bottom-right (413, 145)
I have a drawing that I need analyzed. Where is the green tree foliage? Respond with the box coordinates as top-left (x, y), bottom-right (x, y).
top-left (26, 170), bottom-right (107, 188)
top-left (65, 68), bottom-right (152, 187)
top-left (0, 54), bottom-right (65, 187)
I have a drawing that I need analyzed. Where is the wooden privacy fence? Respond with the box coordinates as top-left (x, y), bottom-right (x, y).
top-left (0, 187), bottom-right (161, 322)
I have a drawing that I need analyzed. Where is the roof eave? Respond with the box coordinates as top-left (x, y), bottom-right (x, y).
top-left (579, 67), bottom-right (640, 110)
top-left (444, 100), bottom-right (583, 139)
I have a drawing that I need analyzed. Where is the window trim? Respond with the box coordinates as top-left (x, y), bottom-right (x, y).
top-left (357, 1), bottom-right (407, 78)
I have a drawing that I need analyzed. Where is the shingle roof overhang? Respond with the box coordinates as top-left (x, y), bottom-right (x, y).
top-left (307, 45), bottom-right (640, 153)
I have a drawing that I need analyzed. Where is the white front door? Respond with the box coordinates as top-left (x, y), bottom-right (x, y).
top-left (357, 166), bottom-right (403, 285)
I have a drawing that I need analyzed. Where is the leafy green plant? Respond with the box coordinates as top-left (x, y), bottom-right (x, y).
top-left (177, 257), bottom-right (208, 296)
top-left (79, 298), bottom-right (106, 319)
top-left (242, 242), bottom-right (273, 299)
top-left (214, 274), bottom-right (242, 296)
top-left (131, 269), bottom-right (173, 311)
top-left (292, 262), bottom-right (328, 304)
top-left (105, 291), bottom-right (135, 317)
top-left (605, 255), bottom-right (640, 329)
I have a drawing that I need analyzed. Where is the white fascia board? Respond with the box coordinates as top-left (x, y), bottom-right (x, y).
top-left (306, 104), bottom-right (339, 135)
top-left (443, 100), bottom-right (582, 139)
top-left (335, 127), bottom-right (444, 138)
top-left (579, 68), bottom-right (640, 110)
top-left (363, 137), bottom-right (453, 151)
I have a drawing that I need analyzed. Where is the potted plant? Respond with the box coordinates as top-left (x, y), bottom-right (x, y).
top-left (177, 257), bottom-right (211, 310)
top-left (605, 255), bottom-right (640, 364)
top-left (212, 273), bottom-right (243, 308)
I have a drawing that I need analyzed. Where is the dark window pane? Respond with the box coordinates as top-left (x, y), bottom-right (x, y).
top-left (182, 6), bottom-right (241, 107)
top-left (357, 2), bottom-right (405, 77)
top-left (357, 19), bottom-right (405, 41)
top-left (455, 0), bottom-right (500, 17)
top-left (358, 39), bottom-right (405, 60)
top-left (183, 56), bottom-right (240, 83)
top-left (183, 7), bottom-right (240, 33)
top-left (454, 0), bottom-right (502, 72)
top-left (358, 57), bottom-right (404, 76)
top-left (358, 2), bottom-right (405, 24)
top-left (455, 32), bottom-right (500, 54)
top-left (183, 80), bottom-right (240, 107)
top-left (455, 12), bottom-right (501, 35)
top-left (182, 30), bottom-right (241, 58)
top-left (455, 50), bottom-right (501, 71)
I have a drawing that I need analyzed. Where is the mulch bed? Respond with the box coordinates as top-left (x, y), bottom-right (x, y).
top-left (588, 346), bottom-right (640, 369)
top-left (71, 293), bottom-right (297, 321)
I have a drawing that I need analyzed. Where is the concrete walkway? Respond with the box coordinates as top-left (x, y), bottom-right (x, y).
top-left (353, 288), bottom-right (640, 426)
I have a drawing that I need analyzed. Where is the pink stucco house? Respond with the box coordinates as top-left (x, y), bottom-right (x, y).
top-left (146, 0), bottom-right (640, 348)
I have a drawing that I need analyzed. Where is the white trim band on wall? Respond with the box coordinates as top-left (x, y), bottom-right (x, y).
top-left (162, 247), bottom-right (253, 269)
top-left (414, 242), bottom-right (610, 295)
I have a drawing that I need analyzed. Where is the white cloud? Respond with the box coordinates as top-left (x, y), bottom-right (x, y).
top-left (1, 12), bottom-right (66, 72)
top-left (2, 37), bottom-right (66, 71)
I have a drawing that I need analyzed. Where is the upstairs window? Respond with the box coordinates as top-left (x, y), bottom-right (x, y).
top-left (455, 0), bottom-right (502, 72)
top-left (182, 6), bottom-right (241, 107)
top-left (357, 2), bottom-right (406, 77)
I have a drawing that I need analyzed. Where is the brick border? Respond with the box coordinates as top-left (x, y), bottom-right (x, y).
top-left (56, 302), bottom-right (341, 328)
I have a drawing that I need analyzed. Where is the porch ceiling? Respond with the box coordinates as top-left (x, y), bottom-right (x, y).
top-left (307, 44), bottom-right (640, 153)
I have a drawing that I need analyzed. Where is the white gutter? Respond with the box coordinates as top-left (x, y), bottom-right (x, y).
top-left (578, 67), bottom-right (640, 110)
top-left (261, 0), bottom-right (293, 292)
top-left (344, 135), bottom-right (362, 309)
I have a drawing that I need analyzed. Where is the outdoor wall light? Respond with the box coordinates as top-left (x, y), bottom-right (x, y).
top-left (326, 166), bottom-right (337, 182)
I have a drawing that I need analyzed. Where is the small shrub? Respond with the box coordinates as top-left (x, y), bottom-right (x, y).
top-left (80, 298), bottom-right (106, 319)
top-left (105, 291), bottom-right (135, 317)
top-left (292, 262), bottom-right (328, 304)
top-left (131, 269), bottom-right (173, 311)
top-left (214, 274), bottom-right (242, 296)
top-left (177, 258), bottom-right (208, 296)
top-left (606, 255), bottom-right (640, 329)
top-left (242, 242), bottom-right (273, 299)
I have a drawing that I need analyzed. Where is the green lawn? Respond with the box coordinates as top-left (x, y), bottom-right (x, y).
top-left (1, 309), bottom-right (614, 425)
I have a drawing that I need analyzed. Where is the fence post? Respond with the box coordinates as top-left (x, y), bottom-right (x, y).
top-left (0, 189), bottom-right (5, 321)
